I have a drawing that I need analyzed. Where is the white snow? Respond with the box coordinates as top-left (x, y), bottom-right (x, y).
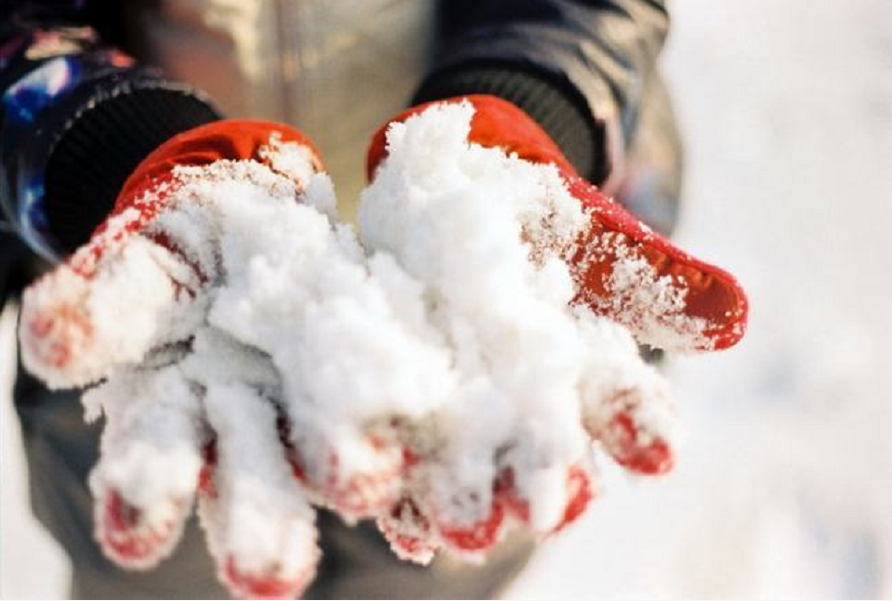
top-left (10, 98), bottom-right (678, 597)
top-left (18, 226), bottom-right (199, 389)
top-left (85, 364), bottom-right (203, 569)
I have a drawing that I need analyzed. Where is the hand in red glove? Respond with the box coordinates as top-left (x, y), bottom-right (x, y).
top-left (363, 96), bottom-right (748, 560)
top-left (18, 96), bottom-right (750, 599)
top-left (19, 121), bottom-right (345, 600)
top-left (369, 95), bottom-right (748, 353)
top-left (22, 115), bottom-right (557, 597)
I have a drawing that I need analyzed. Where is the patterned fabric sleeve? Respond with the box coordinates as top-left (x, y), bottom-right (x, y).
top-left (0, 2), bottom-right (220, 261)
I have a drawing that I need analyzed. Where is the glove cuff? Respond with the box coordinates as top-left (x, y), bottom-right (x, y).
top-left (413, 65), bottom-right (609, 184)
top-left (45, 83), bottom-right (221, 254)
top-left (115, 119), bottom-right (324, 214)
top-left (368, 94), bottom-right (576, 180)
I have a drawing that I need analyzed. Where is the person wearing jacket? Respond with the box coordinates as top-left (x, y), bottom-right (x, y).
top-left (1, 1), bottom-right (690, 598)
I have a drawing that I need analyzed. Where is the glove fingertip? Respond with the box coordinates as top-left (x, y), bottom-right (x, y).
top-left (95, 488), bottom-right (188, 570)
top-left (222, 555), bottom-right (317, 601)
top-left (600, 411), bottom-right (675, 476)
top-left (571, 177), bottom-right (749, 353)
top-left (496, 463), bottom-right (596, 535)
top-left (550, 465), bottom-right (596, 533)
top-left (299, 435), bottom-right (405, 519)
top-left (377, 497), bottom-right (439, 565)
top-left (699, 269), bottom-right (749, 351)
top-left (436, 510), bottom-right (505, 556)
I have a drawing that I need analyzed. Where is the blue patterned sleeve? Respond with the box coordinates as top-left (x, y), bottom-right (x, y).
top-left (0, 3), bottom-right (220, 262)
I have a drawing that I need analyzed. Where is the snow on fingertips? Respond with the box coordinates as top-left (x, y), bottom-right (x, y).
top-left (199, 381), bottom-right (319, 600)
top-left (574, 309), bottom-right (680, 474)
top-left (285, 419), bottom-right (407, 520)
top-left (84, 367), bottom-right (204, 510)
top-left (181, 329), bottom-right (319, 598)
top-left (378, 504), bottom-right (439, 565)
top-left (18, 232), bottom-right (200, 389)
top-left (85, 366), bottom-right (204, 569)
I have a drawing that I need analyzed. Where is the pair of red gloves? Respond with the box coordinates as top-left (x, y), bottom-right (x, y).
top-left (19, 95), bottom-right (747, 600)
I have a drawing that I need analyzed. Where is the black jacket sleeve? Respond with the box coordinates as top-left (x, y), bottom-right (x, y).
top-left (0, 2), bottom-right (221, 258)
top-left (415, 0), bottom-right (669, 185)
top-left (0, 1), bottom-right (220, 310)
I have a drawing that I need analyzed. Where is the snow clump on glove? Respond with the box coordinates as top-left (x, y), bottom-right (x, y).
top-left (21, 103), bottom-right (684, 598)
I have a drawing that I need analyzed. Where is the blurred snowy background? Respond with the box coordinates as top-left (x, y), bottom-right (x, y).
top-left (3, 0), bottom-right (891, 598)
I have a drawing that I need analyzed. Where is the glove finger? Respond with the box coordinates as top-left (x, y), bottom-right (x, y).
top-left (198, 382), bottom-right (319, 601)
top-left (376, 495), bottom-right (440, 565)
top-left (496, 460), bottom-right (597, 536)
top-left (19, 208), bottom-right (207, 389)
top-left (281, 414), bottom-right (407, 521)
top-left (567, 175), bottom-right (747, 352)
top-left (585, 384), bottom-right (677, 475)
top-left (86, 364), bottom-right (204, 569)
top-left (422, 452), bottom-right (507, 558)
top-left (577, 315), bottom-right (678, 475)
top-left (494, 404), bottom-right (597, 535)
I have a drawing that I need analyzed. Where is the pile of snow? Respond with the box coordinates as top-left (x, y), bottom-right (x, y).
top-left (20, 102), bottom-right (676, 594)
top-left (359, 103), bottom-right (675, 530)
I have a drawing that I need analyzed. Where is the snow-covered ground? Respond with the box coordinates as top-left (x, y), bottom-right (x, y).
top-left (3, 0), bottom-right (891, 598)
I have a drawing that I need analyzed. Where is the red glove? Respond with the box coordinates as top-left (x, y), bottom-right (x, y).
top-left (368, 95), bottom-right (748, 353)
top-left (22, 120), bottom-right (322, 383)
top-left (363, 95), bottom-right (747, 560)
top-left (21, 120), bottom-right (329, 600)
top-left (18, 96), bottom-right (750, 599)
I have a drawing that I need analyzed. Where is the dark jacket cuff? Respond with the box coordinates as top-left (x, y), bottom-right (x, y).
top-left (44, 83), bottom-right (220, 253)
